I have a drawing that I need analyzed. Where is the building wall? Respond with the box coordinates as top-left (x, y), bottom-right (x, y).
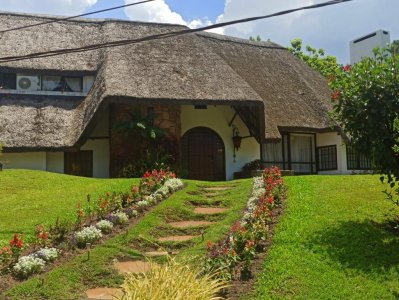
top-left (2, 152), bottom-right (47, 170)
top-left (316, 132), bottom-right (348, 174)
top-left (46, 152), bottom-right (64, 174)
top-left (350, 30), bottom-right (390, 64)
top-left (2, 109), bottom-right (110, 178)
top-left (109, 103), bottom-right (181, 177)
top-left (81, 139), bottom-right (110, 178)
top-left (181, 105), bottom-right (260, 180)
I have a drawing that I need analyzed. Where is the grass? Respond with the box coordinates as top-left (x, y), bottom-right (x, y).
top-left (3, 178), bottom-right (252, 299)
top-left (252, 175), bottom-right (399, 300)
top-left (0, 170), bottom-right (137, 245)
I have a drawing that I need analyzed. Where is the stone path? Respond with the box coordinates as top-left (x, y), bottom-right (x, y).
top-left (202, 186), bottom-right (232, 191)
top-left (168, 221), bottom-right (214, 228)
top-left (114, 260), bottom-right (151, 274)
top-left (194, 207), bottom-right (228, 214)
top-left (158, 235), bottom-right (197, 242)
top-left (144, 251), bottom-right (169, 257)
top-left (86, 287), bottom-right (123, 300)
top-left (86, 183), bottom-right (234, 299)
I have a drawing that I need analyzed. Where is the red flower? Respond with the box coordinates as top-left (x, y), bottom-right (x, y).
top-left (10, 233), bottom-right (24, 249)
top-left (332, 90), bottom-right (340, 101)
top-left (206, 241), bottom-right (214, 249)
top-left (343, 64), bottom-right (351, 72)
top-left (245, 240), bottom-right (255, 248)
top-left (106, 191), bottom-right (110, 197)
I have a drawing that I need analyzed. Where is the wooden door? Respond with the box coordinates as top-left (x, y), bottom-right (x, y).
top-left (64, 150), bottom-right (93, 177)
top-left (181, 127), bottom-right (225, 181)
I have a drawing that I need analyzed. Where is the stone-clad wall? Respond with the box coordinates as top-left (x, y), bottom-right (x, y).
top-left (109, 103), bottom-right (181, 177)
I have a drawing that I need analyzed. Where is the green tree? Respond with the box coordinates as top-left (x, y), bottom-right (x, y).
top-left (330, 47), bottom-right (399, 204)
top-left (393, 40), bottom-right (399, 55)
top-left (289, 38), bottom-right (399, 204)
top-left (249, 35), bottom-right (262, 42)
top-left (288, 38), bottom-right (340, 78)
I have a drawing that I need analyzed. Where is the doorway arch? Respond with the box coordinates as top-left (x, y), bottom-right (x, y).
top-left (181, 127), bottom-right (225, 181)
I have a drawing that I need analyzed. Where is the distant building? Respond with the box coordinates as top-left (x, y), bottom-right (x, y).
top-left (350, 30), bottom-right (390, 64)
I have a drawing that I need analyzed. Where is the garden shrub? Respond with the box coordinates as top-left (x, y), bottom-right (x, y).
top-left (121, 257), bottom-right (226, 300)
top-left (75, 226), bottom-right (102, 247)
top-left (13, 256), bottom-right (45, 279)
top-left (108, 212), bottom-right (129, 225)
top-left (205, 166), bottom-right (285, 280)
top-left (31, 247), bottom-right (59, 262)
top-left (95, 220), bottom-right (114, 234)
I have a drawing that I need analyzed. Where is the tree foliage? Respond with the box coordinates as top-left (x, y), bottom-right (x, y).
top-left (289, 38), bottom-right (399, 204)
top-left (249, 35), bottom-right (262, 42)
top-left (288, 38), bottom-right (340, 78)
top-left (330, 47), bottom-right (399, 204)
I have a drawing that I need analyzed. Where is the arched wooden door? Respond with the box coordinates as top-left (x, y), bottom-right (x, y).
top-left (181, 127), bottom-right (225, 181)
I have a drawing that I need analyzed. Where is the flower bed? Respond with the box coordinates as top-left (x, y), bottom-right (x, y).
top-left (0, 169), bottom-right (184, 279)
top-left (205, 167), bottom-right (286, 280)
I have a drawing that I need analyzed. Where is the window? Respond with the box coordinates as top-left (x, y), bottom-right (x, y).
top-left (64, 151), bottom-right (93, 177)
top-left (42, 76), bottom-right (83, 92)
top-left (263, 141), bottom-right (284, 169)
top-left (346, 146), bottom-right (372, 170)
top-left (263, 133), bottom-right (317, 173)
top-left (0, 73), bottom-right (16, 90)
top-left (317, 145), bottom-right (337, 171)
top-left (290, 134), bottom-right (316, 173)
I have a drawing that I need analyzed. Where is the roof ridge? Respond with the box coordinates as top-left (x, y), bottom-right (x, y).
top-left (198, 32), bottom-right (287, 50)
top-left (0, 10), bottom-right (188, 28)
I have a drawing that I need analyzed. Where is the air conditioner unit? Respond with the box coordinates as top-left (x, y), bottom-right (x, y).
top-left (17, 75), bottom-right (41, 91)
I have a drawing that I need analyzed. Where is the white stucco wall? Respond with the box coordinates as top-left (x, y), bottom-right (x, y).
top-left (81, 139), bottom-right (110, 178)
top-left (181, 105), bottom-right (260, 180)
top-left (316, 132), bottom-right (348, 174)
top-left (2, 152), bottom-right (47, 170)
top-left (46, 152), bottom-right (64, 174)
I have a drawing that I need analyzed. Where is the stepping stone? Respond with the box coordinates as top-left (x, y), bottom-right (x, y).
top-left (168, 221), bottom-right (215, 228)
top-left (143, 250), bottom-right (179, 257)
top-left (158, 235), bottom-right (196, 242)
top-left (86, 287), bottom-right (123, 300)
top-left (144, 251), bottom-right (169, 257)
top-left (194, 207), bottom-right (228, 214)
top-left (202, 187), bottom-right (231, 191)
top-left (115, 260), bottom-right (151, 274)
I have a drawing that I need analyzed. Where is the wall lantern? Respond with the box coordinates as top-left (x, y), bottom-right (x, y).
top-left (232, 124), bottom-right (252, 162)
top-left (232, 125), bottom-right (242, 151)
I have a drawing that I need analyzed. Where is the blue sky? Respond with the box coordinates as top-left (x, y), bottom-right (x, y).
top-left (1, 0), bottom-right (398, 63)
top-left (88, 0), bottom-right (224, 22)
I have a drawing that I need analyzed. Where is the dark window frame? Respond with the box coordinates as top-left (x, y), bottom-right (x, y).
top-left (262, 132), bottom-right (317, 174)
top-left (346, 145), bottom-right (372, 170)
top-left (64, 150), bottom-right (93, 177)
top-left (0, 72), bottom-right (17, 90)
top-left (317, 145), bottom-right (338, 171)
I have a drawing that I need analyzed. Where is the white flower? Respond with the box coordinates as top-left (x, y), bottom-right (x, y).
top-left (96, 219), bottom-right (114, 233)
top-left (13, 256), bottom-right (45, 278)
top-left (75, 226), bottom-right (102, 246)
top-left (137, 200), bottom-right (149, 208)
top-left (163, 178), bottom-right (184, 192)
top-left (110, 212), bottom-right (129, 225)
top-left (31, 247), bottom-right (59, 262)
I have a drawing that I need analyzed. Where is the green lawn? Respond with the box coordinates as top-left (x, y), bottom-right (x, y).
top-left (3, 177), bottom-right (252, 299)
top-left (0, 170), bottom-right (137, 245)
top-left (252, 175), bottom-right (399, 300)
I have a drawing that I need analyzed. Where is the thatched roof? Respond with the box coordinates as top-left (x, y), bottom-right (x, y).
top-left (199, 33), bottom-right (335, 141)
top-left (0, 12), bottom-right (335, 150)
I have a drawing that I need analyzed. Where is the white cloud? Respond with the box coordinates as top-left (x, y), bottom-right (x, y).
top-left (1, 0), bottom-right (98, 16)
top-left (124, 0), bottom-right (224, 34)
top-left (215, 0), bottom-right (399, 63)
